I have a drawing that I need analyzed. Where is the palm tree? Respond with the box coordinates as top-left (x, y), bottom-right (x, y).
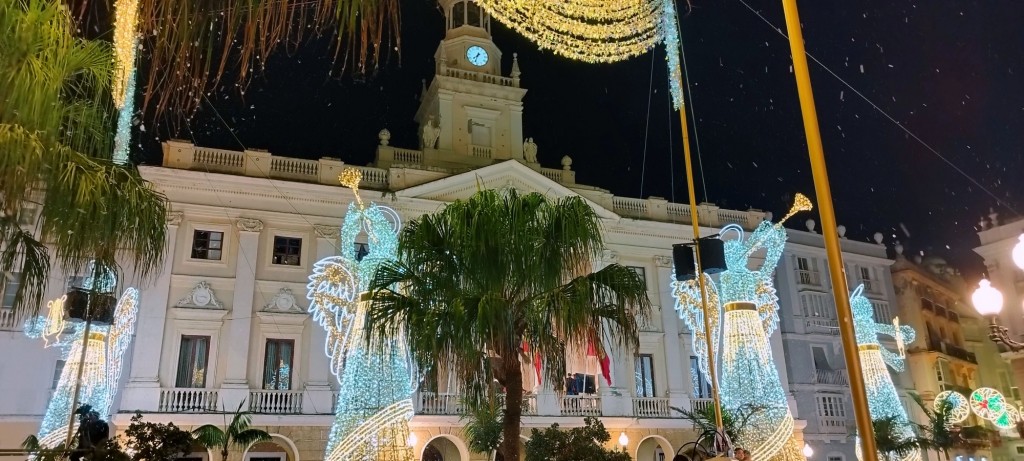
top-left (1, 0), bottom-right (168, 317)
top-left (460, 392), bottom-right (505, 461)
top-left (672, 403), bottom-right (765, 448)
top-left (193, 402), bottom-right (272, 461)
top-left (910, 393), bottom-right (955, 461)
top-left (364, 188), bottom-right (652, 461)
top-left (871, 416), bottom-right (921, 461)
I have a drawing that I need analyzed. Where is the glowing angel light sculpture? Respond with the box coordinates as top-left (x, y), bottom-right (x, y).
top-left (25, 267), bottom-right (140, 448)
top-left (673, 195), bottom-right (812, 461)
top-left (307, 168), bottom-right (414, 461)
top-left (850, 284), bottom-right (919, 461)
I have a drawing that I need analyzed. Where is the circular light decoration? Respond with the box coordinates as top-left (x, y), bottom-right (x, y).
top-left (474, 0), bottom-right (663, 63)
top-left (934, 391), bottom-right (970, 424)
top-left (969, 387), bottom-right (1008, 422)
top-left (994, 405), bottom-right (1020, 430)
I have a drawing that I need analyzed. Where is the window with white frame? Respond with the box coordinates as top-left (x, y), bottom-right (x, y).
top-left (858, 266), bottom-right (875, 292)
top-left (52, 360), bottom-right (66, 389)
top-left (811, 346), bottom-right (832, 372)
top-left (935, 358), bottom-right (952, 391)
top-left (817, 395), bottom-right (847, 418)
top-left (796, 257), bottom-right (820, 285)
top-left (191, 230), bottom-right (224, 261)
top-left (635, 354), bottom-right (656, 397)
top-left (272, 236), bottom-right (302, 266)
top-left (263, 339), bottom-right (294, 390)
top-left (871, 301), bottom-right (892, 323)
top-left (800, 293), bottom-right (836, 319)
top-left (1, 272), bottom-right (18, 310)
top-left (175, 336), bottom-right (210, 388)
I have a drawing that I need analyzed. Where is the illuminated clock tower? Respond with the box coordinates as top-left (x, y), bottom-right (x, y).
top-left (414, 0), bottom-right (528, 164)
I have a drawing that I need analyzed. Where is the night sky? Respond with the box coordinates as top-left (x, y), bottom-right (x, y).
top-left (140, 0), bottom-right (1024, 278)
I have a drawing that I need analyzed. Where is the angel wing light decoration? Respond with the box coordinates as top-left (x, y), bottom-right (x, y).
top-left (26, 283), bottom-right (140, 448)
top-left (672, 194), bottom-right (812, 461)
top-left (307, 168), bottom-right (414, 461)
top-left (850, 285), bottom-right (920, 461)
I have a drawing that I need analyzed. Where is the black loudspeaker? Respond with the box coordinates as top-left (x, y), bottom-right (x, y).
top-left (698, 237), bottom-right (727, 274)
top-left (672, 244), bottom-right (697, 281)
top-left (65, 289), bottom-right (117, 325)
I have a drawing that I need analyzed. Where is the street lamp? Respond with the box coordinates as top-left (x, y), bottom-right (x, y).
top-left (802, 443), bottom-right (814, 458)
top-left (971, 234), bottom-right (1024, 351)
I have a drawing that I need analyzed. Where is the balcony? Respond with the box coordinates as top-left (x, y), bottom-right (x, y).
top-left (633, 397), bottom-right (671, 418)
top-left (418, 392), bottom-right (463, 415)
top-left (0, 307), bottom-right (31, 332)
top-left (814, 369), bottom-right (849, 386)
top-left (818, 416), bottom-right (850, 434)
top-left (249, 390), bottom-right (303, 414)
top-left (560, 395), bottom-right (601, 416)
top-left (158, 388), bottom-right (219, 413)
top-left (469, 145), bottom-right (492, 159)
top-left (690, 398), bottom-right (714, 415)
top-left (928, 339), bottom-right (978, 364)
top-left (805, 318), bottom-right (840, 335)
top-left (797, 270), bottom-right (822, 287)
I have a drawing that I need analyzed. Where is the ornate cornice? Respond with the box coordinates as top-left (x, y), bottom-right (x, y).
top-left (166, 211), bottom-right (184, 226)
top-left (313, 224), bottom-right (340, 240)
top-left (235, 218), bottom-right (264, 233)
top-left (654, 255), bottom-right (673, 268)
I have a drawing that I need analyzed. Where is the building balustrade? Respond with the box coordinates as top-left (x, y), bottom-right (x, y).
top-left (814, 369), bottom-right (850, 386)
top-left (560, 395), bottom-right (602, 417)
top-left (817, 416), bottom-right (850, 434)
top-left (928, 339), bottom-right (978, 364)
top-left (249, 389), bottom-right (303, 414)
top-left (418, 392), bottom-right (464, 416)
top-left (632, 397), bottom-right (671, 418)
top-left (158, 388), bottom-right (219, 413)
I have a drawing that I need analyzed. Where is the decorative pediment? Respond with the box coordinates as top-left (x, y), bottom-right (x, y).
top-left (176, 281), bottom-right (224, 309)
top-left (262, 287), bottom-right (303, 313)
top-left (395, 160), bottom-right (619, 220)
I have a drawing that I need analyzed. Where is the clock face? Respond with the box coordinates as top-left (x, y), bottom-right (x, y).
top-left (466, 46), bottom-right (488, 67)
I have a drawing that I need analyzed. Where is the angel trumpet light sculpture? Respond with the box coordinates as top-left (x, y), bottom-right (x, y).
top-left (25, 267), bottom-right (140, 448)
top-left (308, 168), bottom-right (414, 461)
top-left (850, 285), bottom-right (920, 461)
top-left (673, 194), bottom-right (812, 461)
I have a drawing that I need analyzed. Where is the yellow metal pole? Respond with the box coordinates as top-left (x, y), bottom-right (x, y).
top-left (779, 1), bottom-right (878, 459)
top-left (673, 66), bottom-right (725, 431)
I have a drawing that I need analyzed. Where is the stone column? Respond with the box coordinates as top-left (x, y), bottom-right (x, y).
top-left (121, 212), bottom-right (183, 411)
top-left (220, 218), bottom-right (262, 409)
top-left (437, 91), bottom-right (454, 152)
top-left (304, 225), bottom-right (340, 414)
top-left (510, 105), bottom-right (524, 161)
top-left (655, 256), bottom-right (689, 410)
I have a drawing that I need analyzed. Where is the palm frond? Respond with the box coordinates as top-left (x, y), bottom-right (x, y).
top-left (232, 429), bottom-right (272, 448)
top-left (192, 424), bottom-right (226, 449)
top-left (0, 216), bottom-right (50, 316)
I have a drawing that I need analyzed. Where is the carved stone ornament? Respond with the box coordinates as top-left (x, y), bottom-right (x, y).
top-left (601, 249), bottom-right (619, 264)
top-left (314, 225), bottom-right (340, 240)
top-left (263, 287), bottom-right (302, 313)
top-left (654, 255), bottom-right (673, 268)
top-left (235, 218), bottom-right (264, 233)
top-left (176, 281), bottom-right (224, 309)
top-left (166, 211), bottom-right (184, 226)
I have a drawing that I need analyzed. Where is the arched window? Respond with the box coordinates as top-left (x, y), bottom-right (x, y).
top-left (467, 1), bottom-right (481, 27)
top-left (452, 1), bottom-right (466, 28)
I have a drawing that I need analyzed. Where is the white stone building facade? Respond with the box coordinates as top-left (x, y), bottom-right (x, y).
top-left (0, 2), bottom-right (921, 460)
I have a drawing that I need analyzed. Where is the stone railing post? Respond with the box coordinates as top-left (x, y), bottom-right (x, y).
top-left (318, 158), bottom-right (346, 185)
top-left (162, 141), bottom-right (195, 169)
top-left (244, 150), bottom-right (271, 177)
top-left (646, 197), bottom-right (669, 221)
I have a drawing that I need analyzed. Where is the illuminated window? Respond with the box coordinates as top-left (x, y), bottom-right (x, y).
top-left (635, 354), bottom-right (655, 397)
top-left (175, 336), bottom-right (210, 388)
top-left (263, 339), bottom-right (294, 390)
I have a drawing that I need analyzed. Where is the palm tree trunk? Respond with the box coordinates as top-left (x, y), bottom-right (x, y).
top-left (499, 353), bottom-right (524, 461)
top-left (221, 448), bottom-right (229, 461)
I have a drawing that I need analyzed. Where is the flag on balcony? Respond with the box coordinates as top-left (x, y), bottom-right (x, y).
top-left (586, 341), bottom-right (612, 386)
top-left (522, 342), bottom-right (543, 386)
